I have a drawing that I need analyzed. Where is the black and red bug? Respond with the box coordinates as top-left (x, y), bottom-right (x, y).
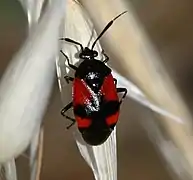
top-left (60, 11), bottom-right (127, 146)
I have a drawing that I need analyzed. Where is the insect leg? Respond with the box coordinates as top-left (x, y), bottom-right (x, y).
top-left (117, 88), bottom-right (127, 104)
top-left (101, 49), bottom-right (109, 63)
top-left (61, 102), bottom-right (76, 129)
top-left (60, 50), bottom-right (78, 71)
top-left (64, 75), bottom-right (74, 84)
top-left (113, 78), bottom-right (117, 86)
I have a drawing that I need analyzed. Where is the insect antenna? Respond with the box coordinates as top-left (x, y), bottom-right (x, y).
top-left (91, 11), bottom-right (127, 50)
top-left (60, 38), bottom-right (84, 51)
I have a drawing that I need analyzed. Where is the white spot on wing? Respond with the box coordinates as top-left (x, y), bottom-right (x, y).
top-left (81, 79), bottom-right (101, 112)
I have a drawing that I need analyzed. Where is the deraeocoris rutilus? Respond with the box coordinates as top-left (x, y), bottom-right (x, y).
top-left (60, 11), bottom-right (127, 146)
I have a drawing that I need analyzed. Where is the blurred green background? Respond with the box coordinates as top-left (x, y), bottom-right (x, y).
top-left (0, 0), bottom-right (27, 77)
top-left (1, 0), bottom-right (193, 180)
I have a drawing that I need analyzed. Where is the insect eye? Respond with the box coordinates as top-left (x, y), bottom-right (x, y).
top-left (79, 53), bottom-right (83, 58)
top-left (79, 52), bottom-right (87, 59)
top-left (93, 51), bottom-right (98, 57)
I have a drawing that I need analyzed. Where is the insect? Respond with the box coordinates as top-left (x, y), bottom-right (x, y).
top-left (60, 11), bottom-right (128, 146)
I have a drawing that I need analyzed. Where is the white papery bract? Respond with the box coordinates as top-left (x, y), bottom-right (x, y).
top-left (112, 70), bottom-right (184, 124)
top-left (56, 1), bottom-right (117, 180)
top-left (75, 128), bottom-right (117, 180)
top-left (18, 0), bottom-right (45, 27)
top-left (3, 159), bottom-right (17, 180)
top-left (56, 1), bottom-right (184, 180)
top-left (0, 2), bottom-right (66, 180)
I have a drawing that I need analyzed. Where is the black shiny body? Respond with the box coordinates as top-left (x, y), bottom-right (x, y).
top-left (60, 11), bottom-right (128, 146)
top-left (74, 60), bottom-right (120, 145)
top-left (75, 59), bottom-right (111, 92)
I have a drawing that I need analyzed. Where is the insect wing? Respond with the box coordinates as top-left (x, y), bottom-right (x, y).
top-left (100, 74), bottom-right (120, 126)
top-left (73, 78), bottom-right (92, 128)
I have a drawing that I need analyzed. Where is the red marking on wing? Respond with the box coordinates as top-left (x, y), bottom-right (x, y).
top-left (106, 111), bottom-right (119, 126)
top-left (73, 78), bottom-right (91, 106)
top-left (73, 75), bottom-right (119, 127)
top-left (75, 116), bottom-right (91, 128)
top-left (101, 74), bottom-right (118, 101)
top-left (73, 78), bottom-right (92, 128)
